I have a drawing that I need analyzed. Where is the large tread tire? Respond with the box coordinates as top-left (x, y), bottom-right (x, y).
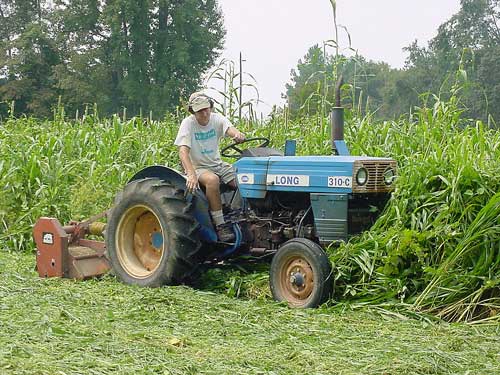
top-left (270, 238), bottom-right (332, 308)
top-left (105, 178), bottom-right (202, 287)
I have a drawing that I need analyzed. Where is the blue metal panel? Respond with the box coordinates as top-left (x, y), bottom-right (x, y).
top-left (266, 156), bottom-right (354, 194)
top-left (234, 155), bottom-right (395, 195)
top-left (310, 193), bottom-right (348, 242)
top-left (284, 140), bottom-right (297, 156)
top-left (234, 157), bottom-right (268, 198)
top-left (334, 140), bottom-right (350, 156)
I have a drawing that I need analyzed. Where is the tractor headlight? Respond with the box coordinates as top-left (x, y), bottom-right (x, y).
top-left (356, 168), bottom-right (368, 186)
top-left (383, 168), bottom-right (395, 185)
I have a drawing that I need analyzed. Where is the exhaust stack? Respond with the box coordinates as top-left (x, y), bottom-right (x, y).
top-left (331, 76), bottom-right (349, 156)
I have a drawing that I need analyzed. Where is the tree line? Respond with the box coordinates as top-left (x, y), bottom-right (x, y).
top-left (1, 0), bottom-right (498, 123)
top-left (0, 0), bottom-right (225, 119)
top-left (285, 0), bottom-right (499, 124)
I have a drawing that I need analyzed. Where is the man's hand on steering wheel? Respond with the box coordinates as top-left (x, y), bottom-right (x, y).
top-left (230, 129), bottom-right (246, 143)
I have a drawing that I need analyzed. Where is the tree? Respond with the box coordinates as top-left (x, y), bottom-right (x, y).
top-left (55, 0), bottom-right (226, 117)
top-left (148, 0), bottom-right (225, 114)
top-left (0, 0), bottom-right (226, 118)
top-left (403, 0), bottom-right (500, 122)
top-left (50, 0), bottom-right (110, 113)
top-left (285, 45), bottom-right (332, 116)
top-left (0, 1), bottom-right (60, 117)
top-left (285, 45), bottom-right (398, 118)
top-left (285, 0), bottom-right (500, 123)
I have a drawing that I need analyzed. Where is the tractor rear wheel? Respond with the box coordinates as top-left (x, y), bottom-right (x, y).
top-left (106, 178), bottom-right (201, 287)
top-left (270, 238), bottom-right (332, 308)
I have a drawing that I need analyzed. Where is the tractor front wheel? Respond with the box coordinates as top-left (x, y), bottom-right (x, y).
top-left (106, 178), bottom-right (201, 287)
top-left (270, 238), bottom-right (332, 308)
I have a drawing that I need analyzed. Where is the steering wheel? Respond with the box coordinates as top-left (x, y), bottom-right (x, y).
top-left (221, 137), bottom-right (270, 158)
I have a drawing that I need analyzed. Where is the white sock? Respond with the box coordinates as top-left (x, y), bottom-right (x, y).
top-left (211, 210), bottom-right (225, 226)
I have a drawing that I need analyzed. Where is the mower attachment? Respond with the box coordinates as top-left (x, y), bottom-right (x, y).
top-left (33, 216), bottom-right (110, 280)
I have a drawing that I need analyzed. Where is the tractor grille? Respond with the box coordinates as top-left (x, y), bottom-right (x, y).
top-left (352, 160), bottom-right (397, 193)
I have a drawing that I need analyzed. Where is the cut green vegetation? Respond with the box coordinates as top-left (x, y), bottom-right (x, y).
top-left (1, 251), bottom-right (499, 375)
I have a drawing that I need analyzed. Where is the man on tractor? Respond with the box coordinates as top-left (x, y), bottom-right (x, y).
top-left (174, 91), bottom-right (245, 242)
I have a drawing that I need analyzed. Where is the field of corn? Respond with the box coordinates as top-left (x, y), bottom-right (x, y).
top-left (1, 93), bottom-right (500, 323)
top-left (1, 94), bottom-right (500, 372)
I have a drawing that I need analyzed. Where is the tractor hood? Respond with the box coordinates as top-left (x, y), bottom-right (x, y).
top-left (234, 155), bottom-right (397, 199)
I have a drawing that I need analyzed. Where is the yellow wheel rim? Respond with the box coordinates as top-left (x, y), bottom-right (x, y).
top-left (115, 205), bottom-right (166, 279)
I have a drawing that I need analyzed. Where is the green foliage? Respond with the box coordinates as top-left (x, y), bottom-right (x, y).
top-left (400, 0), bottom-right (500, 122)
top-left (0, 113), bottom-right (180, 251)
top-left (2, 252), bottom-right (500, 374)
top-left (0, 1), bottom-right (60, 117)
top-left (325, 96), bottom-right (500, 322)
top-left (0, 0), bottom-right (225, 118)
top-left (205, 58), bottom-right (260, 123)
top-left (286, 0), bottom-right (500, 124)
top-left (285, 46), bottom-right (395, 119)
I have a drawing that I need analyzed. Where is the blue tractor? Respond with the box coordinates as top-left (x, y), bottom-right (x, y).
top-left (105, 105), bottom-right (397, 308)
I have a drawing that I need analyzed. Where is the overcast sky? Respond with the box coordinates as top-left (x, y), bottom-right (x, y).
top-left (212, 0), bottom-right (461, 115)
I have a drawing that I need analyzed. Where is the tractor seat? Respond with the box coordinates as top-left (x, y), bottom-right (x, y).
top-left (199, 181), bottom-right (236, 195)
top-left (220, 182), bottom-right (236, 194)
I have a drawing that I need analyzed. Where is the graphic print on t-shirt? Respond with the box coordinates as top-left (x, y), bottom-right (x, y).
top-left (195, 128), bottom-right (216, 156)
top-left (195, 128), bottom-right (216, 141)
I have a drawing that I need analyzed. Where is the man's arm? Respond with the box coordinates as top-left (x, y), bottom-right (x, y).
top-left (179, 145), bottom-right (199, 192)
top-left (225, 126), bottom-right (245, 143)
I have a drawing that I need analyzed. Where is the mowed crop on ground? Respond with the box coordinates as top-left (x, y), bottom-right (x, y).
top-left (1, 251), bottom-right (499, 375)
top-left (0, 95), bottom-right (499, 323)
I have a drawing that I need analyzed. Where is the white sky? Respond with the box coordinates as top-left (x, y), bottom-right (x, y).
top-left (212, 0), bottom-right (461, 115)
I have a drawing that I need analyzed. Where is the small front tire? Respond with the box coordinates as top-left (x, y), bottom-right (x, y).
top-left (270, 238), bottom-right (332, 308)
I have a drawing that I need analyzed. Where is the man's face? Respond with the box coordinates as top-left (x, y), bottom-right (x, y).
top-left (194, 107), bottom-right (211, 126)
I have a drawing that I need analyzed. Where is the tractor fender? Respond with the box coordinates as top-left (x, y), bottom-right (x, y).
top-left (128, 166), bottom-right (217, 243)
top-left (129, 165), bottom-right (187, 188)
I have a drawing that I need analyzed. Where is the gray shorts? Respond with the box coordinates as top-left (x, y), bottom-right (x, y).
top-left (195, 162), bottom-right (235, 184)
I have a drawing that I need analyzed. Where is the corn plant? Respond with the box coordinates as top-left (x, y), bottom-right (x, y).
top-left (204, 58), bottom-right (260, 124)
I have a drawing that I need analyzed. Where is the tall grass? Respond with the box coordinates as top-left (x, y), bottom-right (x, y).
top-left (1, 93), bottom-right (499, 322)
top-left (0, 113), bottom-right (180, 251)
top-left (323, 99), bottom-right (498, 323)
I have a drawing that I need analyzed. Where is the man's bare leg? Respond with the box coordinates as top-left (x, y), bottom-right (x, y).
top-left (198, 171), bottom-right (235, 242)
top-left (198, 171), bottom-right (222, 212)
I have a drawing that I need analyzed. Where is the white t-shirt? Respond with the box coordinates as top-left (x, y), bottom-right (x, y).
top-left (174, 112), bottom-right (233, 169)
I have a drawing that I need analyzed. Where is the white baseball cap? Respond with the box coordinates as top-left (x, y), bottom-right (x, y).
top-left (188, 91), bottom-right (212, 112)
